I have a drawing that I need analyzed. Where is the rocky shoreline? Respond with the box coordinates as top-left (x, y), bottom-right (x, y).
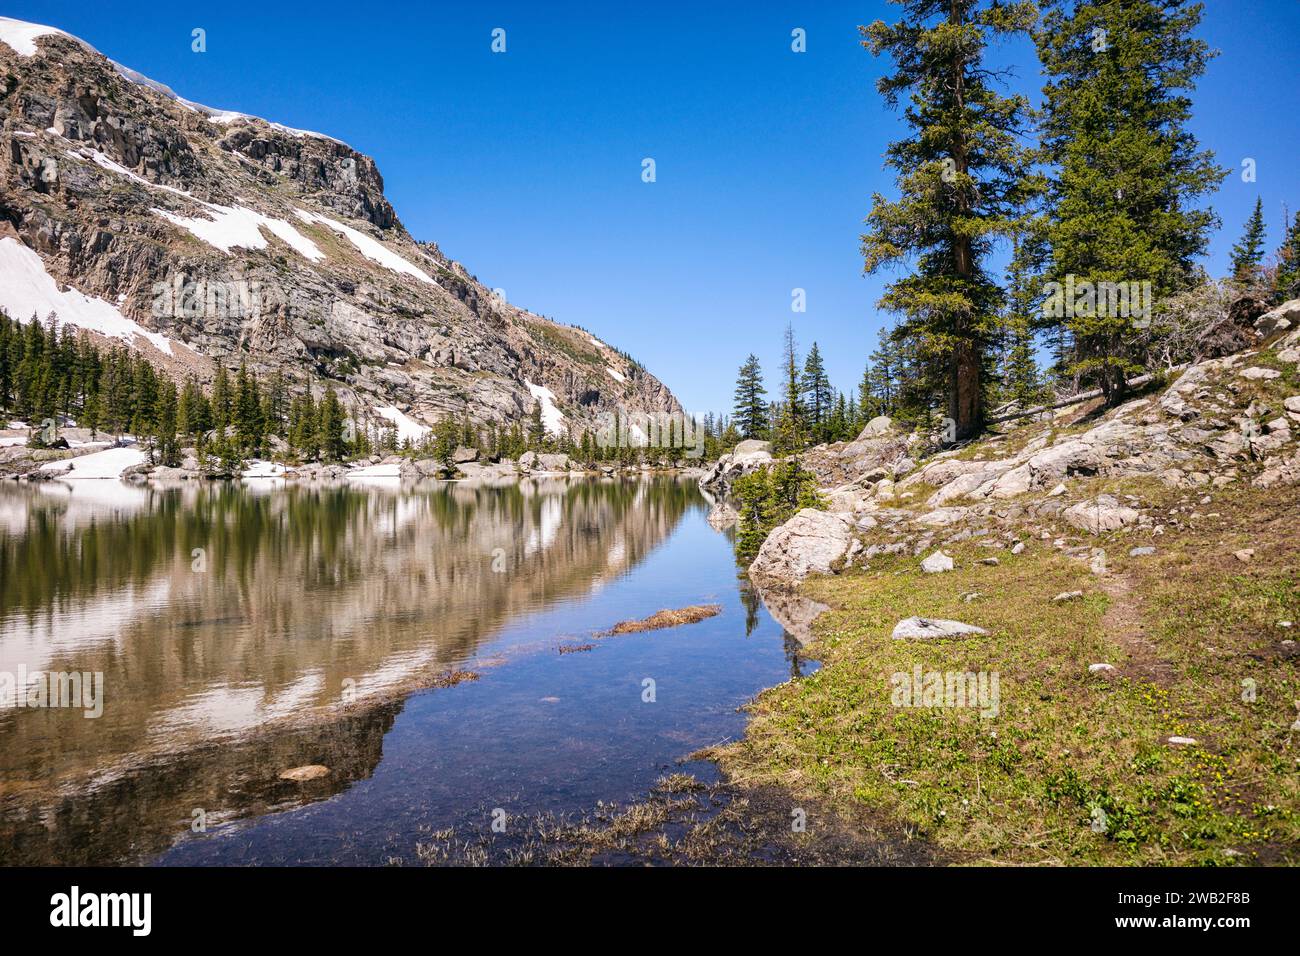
top-left (706, 299), bottom-right (1300, 595)
top-left (0, 431), bottom-right (709, 485)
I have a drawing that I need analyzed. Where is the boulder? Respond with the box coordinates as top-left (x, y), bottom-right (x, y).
top-left (856, 416), bottom-right (894, 440)
top-left (733, 439), bottom-right (772, 455)
top-left (891, 617), bottom-right (988, 640)
top-left (1255, 298), bottom-right (1300, 338)
top-left (748, 509), bottom-right (855, 587)
top-left (452, 445), bottom-right (480, 464)
top-left (698, 447), bottom-right (773, 495)
top-left (1063, 495), bottom-right (1140, 535)
top-left (920, 550), bottom-right (954, 573)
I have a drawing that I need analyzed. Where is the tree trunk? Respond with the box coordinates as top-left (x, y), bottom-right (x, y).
top-left (950, 339), bottom-right (982, 440)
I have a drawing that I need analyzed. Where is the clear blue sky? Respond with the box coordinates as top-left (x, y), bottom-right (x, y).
top-left (9, 1), bottom-right (1299, 414)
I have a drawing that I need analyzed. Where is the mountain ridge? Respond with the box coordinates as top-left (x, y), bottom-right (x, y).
top-left (0, 16), bottom-right (682, 439)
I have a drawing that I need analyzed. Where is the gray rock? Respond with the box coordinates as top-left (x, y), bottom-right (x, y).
top-left (1053, 590), bottom-right (1084, 602)
top-left (733, 439), bottom-right (772, 455)
top-left (920, 550), bottom-right (954, 573)
top-left (1129, 546), bottom-right (1156, 557)
top-left (1255, 298), bottom-right (1300, 337)
top-left (892, 617), bottom-right (988, 640)
top-left (748, 509), bottom-right (855, 587)
top-left (1063, 495), bottom-right (1140, 535)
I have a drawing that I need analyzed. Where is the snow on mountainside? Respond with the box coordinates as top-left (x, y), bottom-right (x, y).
top-left (0, 17), bottom-right (680, 435)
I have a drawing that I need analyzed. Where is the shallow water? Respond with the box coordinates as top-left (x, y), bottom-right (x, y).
top-left (0, 476), bottom-right (810, 865)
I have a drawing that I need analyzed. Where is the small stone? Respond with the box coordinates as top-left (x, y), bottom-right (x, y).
top-left (1048, 482), bottom-right (1067, 496)
top-left (1234, 549), bottom-right (1255, 562)
top-left (1088, 663), bottom-right (1116, 674)
top-left (961, 591), bottom-right (981, 603)
top-left (1166, 736), bottom-right (1199, 747)
top-left (891, 617), bottom-right (988, 640)
top-left (279, 765), bottom-right (330, 782)
top-left (920, 550), bottom-right (954, 574)
top-left (1054, 590), bottom-right (1084, 602)
top-left (1129, 546), bottom-right (1156, 557)
top-left (1010, 542), bottom-right (1025, 555)
top-left (978, 557), bottom-right (999, 566)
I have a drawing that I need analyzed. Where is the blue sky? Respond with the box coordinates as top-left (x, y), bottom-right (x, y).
top-left (8, 1), bottom-right (1299, 414)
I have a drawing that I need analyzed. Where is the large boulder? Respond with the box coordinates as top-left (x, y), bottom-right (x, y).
top-left (698, 446), bottom-right (773, 495)
top-left (452, 445), bottom-right (480, 464)
top-left (520, 451), bottom-right (570, 472)
top-left (734, 439), bottom-right (773, 455)
top-left (1256, 298), bottom-right (1300, 338)
top-left (748, 509), bottom-right (854, 587)
top-left (856, 416), bottom-right (894, 440)
top-left (1063, 495), bottom-right (1140, 534)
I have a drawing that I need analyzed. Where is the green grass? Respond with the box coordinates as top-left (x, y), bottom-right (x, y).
top-left (721, 482), bottom-right (1299, 865)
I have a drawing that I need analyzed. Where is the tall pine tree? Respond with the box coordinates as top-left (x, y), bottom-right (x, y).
top-left (1036, 0), bottom-right (1226, 403)
top-left (1228, 197), bottom-right (1267, 285)
top-left (861, 0), bottom-right (1036, 441)
top-left (731, 353), bottom-right (769, 440)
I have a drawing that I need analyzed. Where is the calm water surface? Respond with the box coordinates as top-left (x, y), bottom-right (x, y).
top-left (0, 476), bottom-right (810, 865)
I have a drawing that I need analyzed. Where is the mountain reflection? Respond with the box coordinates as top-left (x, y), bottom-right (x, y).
top-left (0, 476), bottom-right (694, 864)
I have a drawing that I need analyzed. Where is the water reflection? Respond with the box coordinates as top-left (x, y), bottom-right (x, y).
top-left (0, 477), bottom-right (696, 863)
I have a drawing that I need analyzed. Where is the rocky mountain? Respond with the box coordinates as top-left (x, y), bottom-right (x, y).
top-left (0, 17), bottom-right (681, 439)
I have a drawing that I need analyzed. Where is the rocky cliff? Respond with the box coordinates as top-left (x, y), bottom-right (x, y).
top-left (0, 17), bottom-right (681, 437)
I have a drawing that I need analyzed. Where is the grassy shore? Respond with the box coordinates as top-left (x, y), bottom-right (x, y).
top-left (719, 481), bottom-right (1300, 865)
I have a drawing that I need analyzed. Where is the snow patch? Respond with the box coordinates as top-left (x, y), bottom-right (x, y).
top-left (374, 406), bottom-right (431, 444)
top-left (294, 210), bottom-right (437, 285)
top-left (40, 446), bottom-right (146, 479)
top-left (66, 147), bottom-right (192, 198)
top-left (0, 17), bottom-right (65, 56)
top-left (606, 365), bottom-right (625, 384)
top-left (524, 380), bottom-right (566, 437)
top-left (0, 238), bottom-right (173, 354)
top-left (155, 201), bottom-right (323, 261)
top-left (348, 462), bottom-right (403, 479)
top-left (241, 460), bottom-right (285, 478)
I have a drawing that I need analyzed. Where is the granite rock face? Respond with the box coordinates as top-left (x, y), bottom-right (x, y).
top-left (0, 20), bottom-right (681, 439)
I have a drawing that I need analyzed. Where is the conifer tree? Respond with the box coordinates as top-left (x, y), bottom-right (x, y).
top-left (1274, 209), bottom-right (1300, 303)
top-left (801, 342), bottom-right (834, 442)
top-left (1036, 0), bottom-right (1226, 403)
top-left (1228, 197), bottom-right (1267, 285)
top-left (771, 324), bottom-right (806, 453)
top-left (732, 353), bottom-right (769, 440)
top-left (861, 0), bottom-right (1036, 440)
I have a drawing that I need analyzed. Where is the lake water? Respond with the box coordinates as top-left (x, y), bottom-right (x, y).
top-left (0, 476), bottom-right (810, 865)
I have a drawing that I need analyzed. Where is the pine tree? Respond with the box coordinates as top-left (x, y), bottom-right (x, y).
top-left (732, 353), bottom-right (769, 439)
top-left (800, 342), bottom-right (834, 443)
top-left (1036, 0), bottom-right (1226, 403)
top-left (210, 365), bottom-right (232, 434)
top-left (771, 324), bottom-right (806, 453)
top-left (1274, 208), bottom-right (1300, 303)
top-left (1229, 197), bottom-right (1267, 285)
top-left (861, 0), bottom-right (1035, 441)
top-left (153, 379), bottom-right (181, 467)
top-left (318, 386), bottom-right (345, 461)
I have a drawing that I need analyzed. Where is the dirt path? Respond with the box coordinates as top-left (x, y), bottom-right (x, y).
top-left (1099, 571), bottom-right (1175, 685)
